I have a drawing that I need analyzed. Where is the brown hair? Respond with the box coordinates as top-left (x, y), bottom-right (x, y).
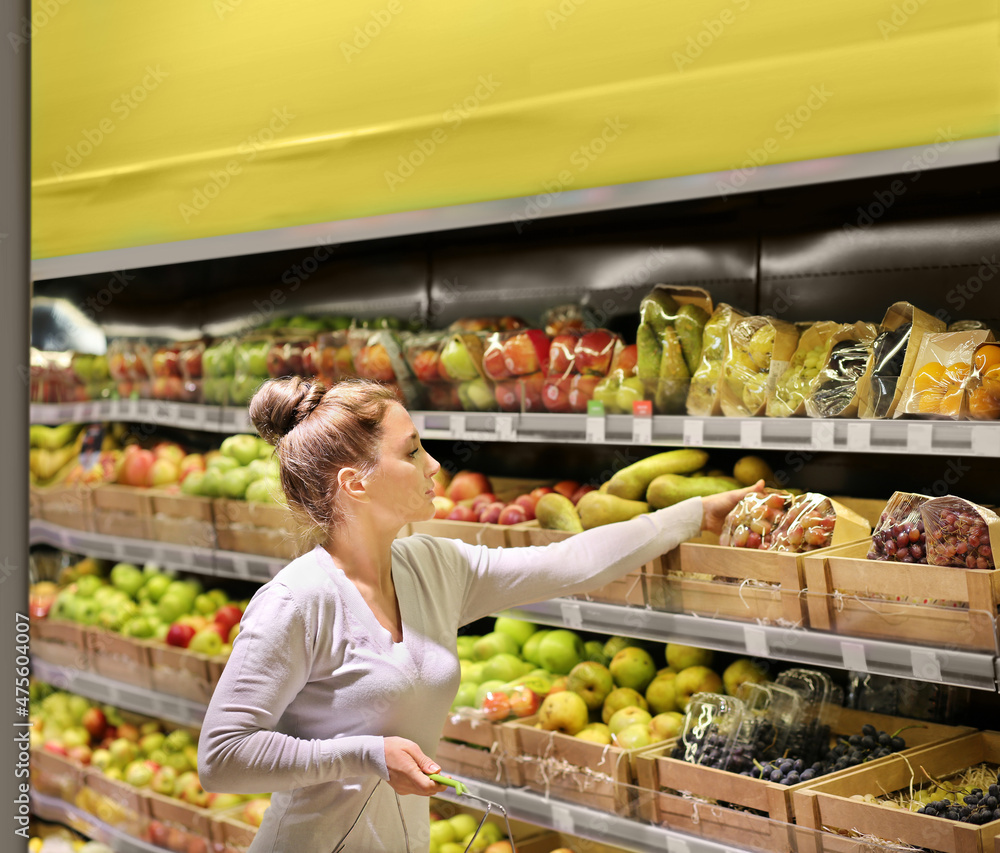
top-left (249, 377), bottom-right (399, 533)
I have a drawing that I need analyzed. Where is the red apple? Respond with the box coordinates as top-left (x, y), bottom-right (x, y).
top-left (514, 372), bottom-right (546, 412)
top-left (165, 623), bottom-right (196, 649)
top-left (509, 685), bottom-right (542, 717)
top-left (502, 330), bottom-right (550, 376)
top-left (494, 381), bottom-right (519, 412)
top-left (529, 487), bottom-right (554, 502)
top-left (616, 344), bottom-right (638, 376)
top-left (482, 340), bottom-right (512, 381)
top-left (179, 347), bottom-right (203, 379)
top-left (568, 375), bottom-right (602, 413)
top-left (446, 471), bottom-right (493, 502)
top-left (553, 480), bottom-right (581, 499)
top-left (548, 333), bottom-right (579, 377)
top-left (574, 330), bottom-right (618, 375)
top-left (81, 707), bottom-right (108, 741)
top-left (478, 502), bottom-right (506, 524)
top-left (152, 349), bottom-right (180, 378)
top-left (213, 604), bottom-right (243, 636)
top-left (148, 820), bottom-right (170, 847)
top-left (119, 448), bottom-right (155, 487)
top-left (356, 344), bottom-right (395, 382)
top-left (446, 505), bottom-right (479, 522)
top-left (481, 690), bottom-right (512, 722)
top-left (542, 377), bottom-right (572, 413)
top-left (115, 723), bottom-right (139, 743)
top-left (571, 484), bottom-right (596, 504)
top-left (497, 504), bottom-right (528, 525)
top-left (147, 457), bottom-right (180, 488)
top-left (43, 740), bottom-right (69, 757)
top-left (432, 496), bottom-right (455, 518)
top-left (513, 495), bottom-right (537, 520)
top-left (68, 745), bottom-right (92, 765)
top-left (410, 348), bottom-right (442, 384)
top-left (470, 493), bottom-right (497, 513)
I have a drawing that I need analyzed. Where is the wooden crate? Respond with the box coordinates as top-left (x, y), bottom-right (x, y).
top-left (213, 498), bottom-right (311, 560)
top-left (35, 483), bottom-right (95, 531)
top-left (30, 747), bottom-right (86, 803)
top-left (95, 509), bottom-right (153, 540)
top-left (793, 731), bottom-right (1000, 853)
top-left (441, 710), bottom-right (523, 786)
top-left (82, 768), bottom-right (150, 838)
top-left (85, 627), bottom-right (154, 690)
top-left (409, 518), bottom-right (510, 548)
top-left (149, 490), bottom-right (217, 549)
top-left (803, 541), bottom-right (1000, 651)
top-left (145, 643), bottom-right (220, 704)
top-left (30, 618), bottom-right (89, 669)
top-left (144, 789), bottom-right (214, 853)
top-left (209, 806), bottom-right (257, 853)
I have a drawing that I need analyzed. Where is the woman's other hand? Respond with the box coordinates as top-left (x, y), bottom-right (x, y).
top-left (700, 480), bottom-right (765, 535)
top-left (383, 737), bottom-right (448, 796)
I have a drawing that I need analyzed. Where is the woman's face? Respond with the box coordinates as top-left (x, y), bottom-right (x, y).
top-left (366, 403), bottom-right (441, 525)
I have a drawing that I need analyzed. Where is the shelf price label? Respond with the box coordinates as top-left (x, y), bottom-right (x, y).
top-left (550, 804), bottom-right (575, 834)
top-left (743, 625), bottom-right (769, 658)
top-left (682, 419), bottom-right (704, 447)
top-left (495, 415), bottom-right (516, 442)
top-left (840, 641), bottom-right (868, 673)
top-left (810, 421), bottom-right (835, 451)
top-left (740, 420), bottom-right (762, 448)
top-left (971, 425), bottom-right (1000, 457)
top-left (907, 423), bottom-right (933, 454)
top-left (911, 649), bottom-right (942, 682)
top-left (449, 414), bottom-right (467, 439)
top-left (668, 839), bottom-right (690, 853)
top-left (559, 602), bottom-right (584, 629)
top-left (631, 403), bottom-right (652, 444)
top-left (846, 421), bottom-right (871, 452)
top-left (586, 400), bottom-right (606, 444)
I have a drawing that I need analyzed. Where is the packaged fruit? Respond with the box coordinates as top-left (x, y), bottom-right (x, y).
top-left (805, 323), bottom-right (879, 419)
top-left (959, 341), bottom-right (1000, 421)
top-left (403, 331), bottom-right (460, 410)
top-left (177, 340), bottom-right (205, 403)
top-left (899, 330), bottom-right (994, 419)
top-left (859, 301), bottom-right (946, 419)
top-left (721, 491), bottom-right (867, 552)
top-left (316, 328), bottom-right (355, 385)
top-left (229, 335), bottom-right (273, 406)
top-left (541, 303), bottom-right (586, 336)
top-left (686, 303), bottom-right (747, 416)
top-left (921, 495), bottom-right (999, 569)
top-left (447, 316), bottom-right (526, 333)
top-left (767, 322), bottom-right (839, 417)
top-left (542, 329), bottom-right (622, 413)
top-left (718, 316), bottom-right (800, 417)
top-left (591, 344), bottom-right (641, 414)
top-left (720, 490), bottom-right (792, 550)
top-left (482, 328), bottom-right (550, 413)
top-left (435, 332), bottom-right (496, 411)
top-left (727, 682), bottom-right (804, 769)
top-left (671, 693), bottom-right (745, 768)
top-left (775, 669), bottom-right (839, 766)
top-left (771, 493), bottom-right (840, 552)
top-left (867, 491), bottom-right (931, 563)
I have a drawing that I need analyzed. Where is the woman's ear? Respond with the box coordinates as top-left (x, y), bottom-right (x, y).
top-left (337, 467), bottom-right (369, 503)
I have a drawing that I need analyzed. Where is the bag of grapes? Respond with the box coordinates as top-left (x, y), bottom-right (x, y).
top-left (858, 301), bottom-right (946, 419)
top-left (718, 315), bottom-right (800, 417)
top-left (804, 322), bottom-right (880, 419)
top-left (965, 341), bottom-right (1000, 421)
top-left (766, 321), bottom-right (841, 417)
top-left (671, 693), bottom-right (746, 768)
top-left (686, 303), bottom-right (748, 416)
top-left (897, 330), bottom-right (995, 419)
top-left (867, 491), bottom-right (932, 563)
top-left (921, 496), bottom-right (1000, 570)
top-left (636, 285), bottom-right (713, 414)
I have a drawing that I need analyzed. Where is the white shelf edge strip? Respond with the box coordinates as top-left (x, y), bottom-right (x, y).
top-left (30, 137), bottom-right (1000, 280)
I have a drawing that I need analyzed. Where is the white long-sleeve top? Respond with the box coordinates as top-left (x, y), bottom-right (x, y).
top-left (198, 498), bottom-right (704, 853)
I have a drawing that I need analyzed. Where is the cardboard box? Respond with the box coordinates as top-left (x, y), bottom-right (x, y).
top-left (803, 541), bottom-right (1000, 651)
top-left (634, 708), bottom-right (974, 852)
top-left (85, 627), bottom-right (154, 690)
top-left (35, 483), bottom-right (95, 531)
top-left (30, 618), bottom-right (89, 670)
top-left (793, 731), bottom-right (1000, 853)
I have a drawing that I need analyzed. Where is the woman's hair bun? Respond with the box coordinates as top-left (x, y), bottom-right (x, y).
top-left (249, 377), bottom-right (329, 446)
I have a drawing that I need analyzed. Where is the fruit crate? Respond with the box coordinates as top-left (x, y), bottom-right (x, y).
top-left (633, 708), bottom-right (974, 853)
top-left (803, 541), bottom-right (1000, 652)
top-left (501, 715), bottom-right (669, 817)
top-left (92, 484), bottom-right (154, 540)
top-left (210, 805), bottom-right (257, 853)
top-left (143, 642), bottom-right (226, 705)
top-left (439, 710), bottom-right (524, 786)
top-left (213, 498), bottom-right (310, 561)
top-left (84, 627), bottom-right (155, 690)
top-left (30, 617), bottom-right (89, 670)
top-left (33, 483), bottom-right (95, 531)
top-left (30, 747), bottom-right (86, 804)
top-left (143, 789), bottom-right (215, 853)
top-left (793, 731), bottom-right (1000, 853)
top-left (409, 518), bottom-right (510, 548)
top-left (505, 521), bottom-right (648, 607)
top-left (516, 832), bottom-right (638, 853)
top-left (80, 767), bottom-right (150, 840)
top-left (148, 490), bottom-right (217, 550)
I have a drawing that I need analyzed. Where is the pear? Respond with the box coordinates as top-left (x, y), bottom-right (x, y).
top-left (575, 492), bottom-right (649, 529)
top-left (605, 449), bottom-right (709, 501)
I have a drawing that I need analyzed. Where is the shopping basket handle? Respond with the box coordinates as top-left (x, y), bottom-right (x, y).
top-left (429, 773), bottom-right (468, 796)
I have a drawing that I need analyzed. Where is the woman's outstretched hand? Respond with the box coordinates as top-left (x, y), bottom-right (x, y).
top-left (700, 480), bottom-right (766, 535)
top-left (383, 737), bottom-right (448, 797)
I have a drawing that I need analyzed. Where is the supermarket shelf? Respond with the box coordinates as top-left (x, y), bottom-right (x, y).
top-left (32, 792), bottom-right (165, 853)
top-left (30, 137), bottom-right (1000, 280)
top-left (29, 402), bottom-right (1000, 456)
top-left (31, 657), bottom-right (207, 726)
top-left (500, 599), bottom-right (1000, 693)
top-left (29, 519), bottom-right (283, 582)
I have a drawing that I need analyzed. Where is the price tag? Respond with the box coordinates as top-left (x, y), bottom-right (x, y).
top-left (585, 415), bottom-right (606, 444)
top-left (631, 416), bottom-right (652, 444)
top-left (449, 414), bottom-right (467, 439)
top-left (971, 425), bottom-right (1000, 457)
top-left (559, 602), bottom-right (584, 629)
top-left (907, 423), bottom-right (933, 454)
top-left (911, 648), bottom-right (942, 682)
top-left (230, 555), bottom-right (251, 579)
top-left (740, 420), bottom-right (762, 448)
top-left (632, 400), bottom-right (653, 418)
top-left (846, 421), bottom-right (871, 452)
top-left (550, 804), bottom-right (575, 834)
top-left (840, 641), bottom-right (868, 673)
top-left (495, 415), bottom-right (516, 441)
top-left (669, 839), bottom-right (690, 853)
top-left (743, 625), bottom-right (769, 657)
top-left (810, 421), bottom-right (835, 450)
top-left (683, 419), bottom-right (704, 447)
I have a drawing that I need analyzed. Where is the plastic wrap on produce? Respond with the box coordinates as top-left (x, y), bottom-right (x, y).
top-left (590, 343), bottom-right (640, 414)
top-left (965, 341), bottom-right (1000, 420)
top-left (230, 334), bottom-right (274, 406)
top-left (804, 322), bottom-right (879, 419)
top-left (686, 302), bottom-right (747, 416)
top-left (718, 315), bottom-right (799, 417)
top-left (671, 692), bottom-right (745, 768)
top-left (867, 491), bottom-right (931, 563)
top-left (481, 328), bottom-right (550, 413)
top-left (897, 330), bottom-right (994, 419)
top-left (921, 495), bottom-right (1000, 569)
top-left (543, 328), bottom-right (622, 413)
top-left (721, 490), bottom-right (869, 551)
top-left (767, 321), bottom-right (840, 417)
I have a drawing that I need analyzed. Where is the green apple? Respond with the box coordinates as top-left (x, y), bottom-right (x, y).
top-left (207, 454), bottom-right (240, 474)
top-left (616, 377), bottom-right (646, 414)
top-left (143, 574), bottom-right (172, 603)
top-left (593, 374), bottom-right (622, 414)
top-left (608, 706), bottom-right (652, 737)
top-left (90, 748), bottom-right (113, 770)
top-left (157, 593), bottom-right (194, 624)
top-left (650, 711), bottom-right (685, 741)
top-left (189, 627), bottom-right (223, 656)
top-left (456, 636), bottom-right (478, 660)
top-left (461, 661), bottom-right (485, 684)
top-left (473, 680), bottom-right (506, 709)
top-left (150, 765), bottom-right (178, 796)
top-left (208, 792), bottom-right (244, 810)
top-left (244, 477), bottom-right (276, 504)
top-left (610, 646), bottom-right (657, 693)
top-left (62, 726), bottom-right (90, 748)
top-left (603, 635), bottom-right (640, 660)
top-left (520, 630), bottom-right (550, 666)
top-left (615, 722), bottom-right (654, 750)
top-left (576, 723), bottom-right (613, 745)
top-left (493, 617), bottom-right (537, 650)
top-left (194, 593), bottom-right (217, 616)
top-left (67, 694), bottom-right (91, 722)
top-left (71, 598), bottom-right (102, 626)
top-left (584, 639), bottom-right (611, 666)
top-left (645, 672), bottom-right (679, 715)
top-left (458, 377), bottom-right (495, 411)
top-left (482, 653), bottom-right (531, 684)
top-left (472, 631), bottom-right (519, 661)
top-left (110, 563), bottom-right (145, 597)
top-left (181, 471), bottom-right (206, 496)
top-left (48, 589), bottom-right (76, 622)
top-left (674, 665), bottom-right (723, 710)
top-left (75, 575), bottom-right (104, 598)
top-left (125, 759), bottom-right (154, 788)
top-left (108, 738), bottom-right (138, 768)
top-left (162, 751), bottom-right (194, 773)
top-left (163, 728), bottom-right (194, 753)
top-left (221, 435), bottom-right (261, 467)
top-left (147, 748), bottom-right (169, 767)
top-left (245, 459), bottom-right (271, 483)
top-left (567, 661), bottom-right (614, 710)
top-left (666, 643), bottom-right (714, 671)
top-left (538, 690), bottom-right (589, 735)
top-left (601, 687), bottom-right (648, 724)
top-left (200, 468), bottom-right (225, 497)
top-left (447, 814), bottom-right (479, 842)
top-left (221, 467), bottom-right (253, 500)
top-left (207, 588), bottom-right (229, 607)
top-left (723, 658), bottom-right (771, 696)
top-left (121, 616), bottom-right (156, 639)
top-left (139, 732), bottom-right (166, 756)
top-left (439, 337), bottom-right (480, 382)
top-left (537, 629), bottom-right (584, 676)
top-left (430, 819), bottom-right (457, 848)
top-left (451, 682), bottom-right (479, 711)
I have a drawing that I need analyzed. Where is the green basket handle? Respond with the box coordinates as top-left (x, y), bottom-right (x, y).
top-left (429, 773), bottom-right (467, 796)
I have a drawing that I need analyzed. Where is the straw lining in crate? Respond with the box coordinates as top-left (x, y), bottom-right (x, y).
top-left (803, 541), bottom-right (1000, 652)
top-left (793, 731), bottom-right (1000, 853)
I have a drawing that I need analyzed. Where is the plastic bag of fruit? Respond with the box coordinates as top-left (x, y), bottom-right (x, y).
top-left (767, 321), bottom-right (841, 417)
top-left (772, 493), bottom-right (842, 552)
top-left (403, 331), bottom-right (461, 410)
top-left (921, 495), bottom-right (1000, 569)
top-left (316, 327), bottom-right (355, 384)
top-left (201, 338), bottom-right (236, 405)
top-left (434, 331), bottom-right (496, 411)
top-left (686, 303), bottom-right (748, 416)
top-left (447, 316), bottom-right (527, 334)
top-left (858, 301), bottom-right (946, 419)
top-left (721, 490), bottom-right (868, 552)
top-left (482, 328), bottom-right (550, 413)
top-left (964, 342), bottom-right (1000, 420)
top-left (542, 329), bottom-right (623, 413)
top-left (804, 322), bottom-right (880, 419)
top-left (719, 490), bottom-right (793, 549)
top-left (897, 330), bottom-right (994, 419)
top-left (636, 286), bottom-right (713, 414)
top-left (541, 304), bottom-right (586, 336)
top-left (718, 316), bottom-right (800, 417)
top-left (867, 491), bottom-right (931, 563)
top-left (348, 326), bottom-right (421, 407)
top-left (591, 344), bottom-right (641, 414)
top-left (229, 334), bottom-right (275, 406)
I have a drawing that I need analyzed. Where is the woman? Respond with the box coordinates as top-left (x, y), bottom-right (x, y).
top-left (198, 377), bottom-right (762, 852)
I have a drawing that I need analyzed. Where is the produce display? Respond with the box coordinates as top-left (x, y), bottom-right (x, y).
top-left (867, 492), bottom-right (929, 563)
top-left (428, 808), bottom-right (511, 853)
top-left (922, 496), bottom-right (997, 570)
top-left (719, 491), bottom-right (841, 552)
top-left (543, 329), bottom-right (622, 414)
top-left (718, 316), bottom-right (800, 417)
top-left (900, 331), bottom-right (994, 419)
top-left (766, 322), bottom-right (838, 418)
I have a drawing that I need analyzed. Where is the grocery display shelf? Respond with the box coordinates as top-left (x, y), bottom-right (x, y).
top-left (32, 792), bottom-right (166, 853)
top-left (29, 519), bottom-right (283, 582)
top-left (500, 599), bottom-right (1000, 693)
top-left (30, 401), bottom-right (1000, 456)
